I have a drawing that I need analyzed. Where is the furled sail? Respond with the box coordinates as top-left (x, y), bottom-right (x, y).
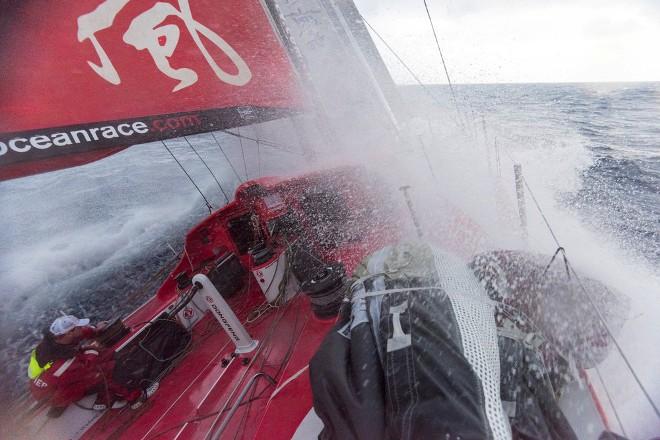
top-left (0, 0), bottom-right (303, 181)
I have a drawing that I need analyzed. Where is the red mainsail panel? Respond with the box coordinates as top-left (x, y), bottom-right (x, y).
top-left (0, 0), bottom-right (303, 180)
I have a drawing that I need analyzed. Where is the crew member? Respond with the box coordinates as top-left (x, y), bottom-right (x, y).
top-left (27, 315), bottom-right (152, 417)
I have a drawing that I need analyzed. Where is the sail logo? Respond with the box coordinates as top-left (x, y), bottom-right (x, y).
top-left (77, 0), bottom-right (252, 92)
top-left (205, 296), bottom-right (241, 341)
top-left (0, 109), bottom-right (249, 158)
top-left (182, 306), bottom-right (195, 320)
top-left (0, 121), bottom-right (149, 157)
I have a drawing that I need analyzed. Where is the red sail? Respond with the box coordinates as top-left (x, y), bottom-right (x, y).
top-left (0, 0), bottom-right (303, 181)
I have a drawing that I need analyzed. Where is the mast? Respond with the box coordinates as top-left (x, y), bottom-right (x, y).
top-left (267, 0), bottom-right (403, 154)
top-left (326, 0), bottom-right (403, 120)
top-left (322, 0), bottom-right (401, 134)
top-left (260, 0), bottom-right (333, 160)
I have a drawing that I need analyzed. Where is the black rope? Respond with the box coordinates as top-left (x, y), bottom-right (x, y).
top-left (209, 132), bottom-right (244, 185)
top-left (183, 136), bottom-right (229, 203)
top-left (162, 141), bottom-right (213, 214)
top-left (145, 301), bottom-right (304, 440)
top-left (422, 0), bottom-right (461, 121)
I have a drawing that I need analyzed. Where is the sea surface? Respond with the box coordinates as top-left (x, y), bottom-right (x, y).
top-left (445, 82), bottom-right (660, 265)
top-left (1, 82), bottom-right (659, 429)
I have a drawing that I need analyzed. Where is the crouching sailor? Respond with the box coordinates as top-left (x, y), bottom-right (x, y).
top-left (28, 315), bottom-right (157, 418)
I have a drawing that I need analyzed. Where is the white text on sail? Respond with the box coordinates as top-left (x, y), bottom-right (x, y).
top-left (77, 0), bottom-right (252, 92)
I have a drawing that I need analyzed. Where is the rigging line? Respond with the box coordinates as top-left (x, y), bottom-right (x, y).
top-left (237, 126), bottom-right (249, 180)
top-left (497, 143), bottom-right (659, 418)
top-left (540, 246), bottom-right (570, 280)
top-left (422, 0), bottom-right (461, 115)
top-left (520, 174), bottom-right (561, 247)
top-left (161, 141), bottom-right (213, 214)
top-left (253, 125), bottom-right (262, 176)
top-left (567, 260), bottom-right (660, 420)
top-left (358, 13), bottom-right (462, 128)
top-left (220, 129), bottom-right (302, 155)
top-left (209, 132), bottom-right (244, 185)
top-left (593, 366), bottom-right (628, 437)
top-left (418, 136), bottom-right (438, 182)
top-left (287, 115), bottom-right (309, 157)
top-left (183, 136), bottom-right (230, 203)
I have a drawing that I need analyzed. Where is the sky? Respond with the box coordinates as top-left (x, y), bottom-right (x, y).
top-left (354, 0), bottom-right (660, 84)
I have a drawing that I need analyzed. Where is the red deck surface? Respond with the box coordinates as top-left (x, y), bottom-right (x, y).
top-left (18, 168), bottom-right (611, 439)
top-left (77, 169), bottom-right (397, 439)
top-left (81, 287), bottom-right (333, 440)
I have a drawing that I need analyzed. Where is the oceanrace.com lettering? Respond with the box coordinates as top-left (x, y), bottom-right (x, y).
top-left (0, 121), bottom-right (149, 156)
top-left (0, 114), bottom-right (204, 156)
